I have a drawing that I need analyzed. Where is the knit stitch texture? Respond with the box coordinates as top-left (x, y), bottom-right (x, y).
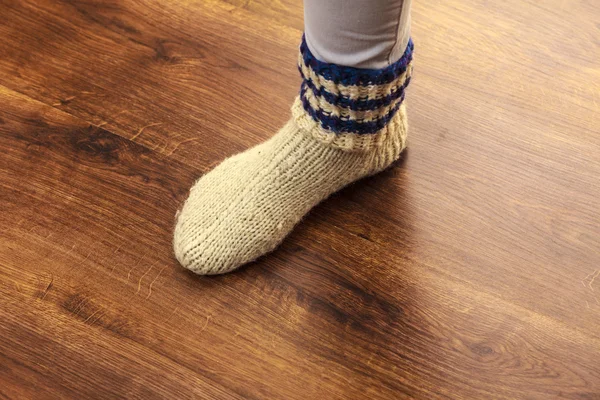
top-left (173, 38), bottom-right (412, 275)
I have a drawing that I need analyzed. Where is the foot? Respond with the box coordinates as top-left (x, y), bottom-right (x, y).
top-left (173, 36), bottom-right (413, 275)
top-left (173, 102), bottom-right (408, 275)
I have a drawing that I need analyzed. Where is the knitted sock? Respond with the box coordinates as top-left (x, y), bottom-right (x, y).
top-left (173, 37), bottom-right (413, 275)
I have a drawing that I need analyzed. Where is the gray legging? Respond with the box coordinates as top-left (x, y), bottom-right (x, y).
top-left (303, 0), bottom-right (412, 69)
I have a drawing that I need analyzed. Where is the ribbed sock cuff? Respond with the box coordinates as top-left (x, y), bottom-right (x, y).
top-left (293, 35), bottom-right (413, 151)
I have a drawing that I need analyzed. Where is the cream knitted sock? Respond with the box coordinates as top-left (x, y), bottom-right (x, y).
top-left (173, 37), bottom-right (413, 275)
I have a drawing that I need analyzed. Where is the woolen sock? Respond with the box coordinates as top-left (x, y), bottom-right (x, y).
top-left (173, 37), bottom-right (413, 275)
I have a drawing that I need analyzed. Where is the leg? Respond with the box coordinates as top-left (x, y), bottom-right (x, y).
top-left (174, 0), bottom-right (414, 275)
top-left (304, 0), bottom-right (411, 68)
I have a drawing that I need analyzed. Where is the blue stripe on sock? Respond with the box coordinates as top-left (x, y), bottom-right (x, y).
top-left (300, 83), bottom-right (406, 135)
top-left (300, 73), bottom-right (412, 112)
top-left (300, 35), bottom-right (414, 86)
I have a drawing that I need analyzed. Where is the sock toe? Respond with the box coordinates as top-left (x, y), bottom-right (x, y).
top-left (173, 183), bottom-right (278, 275)
top-left (174, 214), bottom-right (242, 275)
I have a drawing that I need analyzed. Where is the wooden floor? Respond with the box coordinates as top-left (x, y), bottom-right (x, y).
top-left (1, 0), bottom-right (599, 398)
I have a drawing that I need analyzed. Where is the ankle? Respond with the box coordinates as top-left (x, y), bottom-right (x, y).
top-left (294, 36), bottom-right (413, 154)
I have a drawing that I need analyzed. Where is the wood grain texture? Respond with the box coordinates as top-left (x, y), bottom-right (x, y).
top-left (0, 0), bottom-right (599, 399)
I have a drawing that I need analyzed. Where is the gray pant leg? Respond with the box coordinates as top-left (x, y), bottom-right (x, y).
top-left (303, 0), bottom-right (412, 69)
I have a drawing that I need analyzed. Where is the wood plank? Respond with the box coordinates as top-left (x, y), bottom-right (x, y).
top-left (0, 0), bottom-right (300, 166)
top-left (0, 86), bottom-right (234, 399)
